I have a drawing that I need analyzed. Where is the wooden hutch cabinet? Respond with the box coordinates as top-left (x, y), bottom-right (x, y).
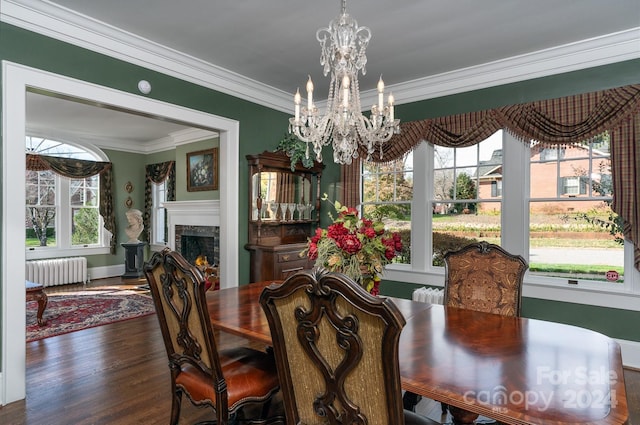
top-left (245, 151), bottom-right (324, 282)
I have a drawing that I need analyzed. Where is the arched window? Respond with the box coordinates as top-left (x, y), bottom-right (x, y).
top-left (25, 137), bottom-right (112, 259)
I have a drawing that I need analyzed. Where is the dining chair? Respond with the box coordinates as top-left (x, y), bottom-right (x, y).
top-left (259, 267), bottom-right (440, 425)
top-left (144, 248), bottom-right (281, 425)
top-left (443, 241), bottom-right (528, 316)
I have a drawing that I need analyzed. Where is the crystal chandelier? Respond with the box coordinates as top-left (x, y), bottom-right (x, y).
top-left (288, 0), bottom-right (400, 165)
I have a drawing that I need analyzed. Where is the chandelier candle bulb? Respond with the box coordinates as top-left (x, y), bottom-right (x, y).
top-left (306, 76), bottom-right (314, 109)
top-left (389, 92), bottom-right (395, 121)
top-left (294, 89), bottom-right (301, 122)
top-left (377, 77), bottom-right (384, 110)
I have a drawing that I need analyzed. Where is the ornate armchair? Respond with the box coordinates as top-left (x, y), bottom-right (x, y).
top-left (144, 249), bottom-right (280, 425)
top-left (443, 241), bottom-right (528, 316)
top-left (259, 268), bottom-right (439, 425)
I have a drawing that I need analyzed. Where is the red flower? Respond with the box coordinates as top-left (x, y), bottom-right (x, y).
top-left (361, 226), bottom-right (376, 239)
top-left (338, 234), bottom-right (362, 254)
top-left (392, 232), bottom-right (403, 251)
top-left (384, 246), bottom-right (396, 260)
top-left (307, 242), bottom-right (318, 260)
top-left (311, 227), bottom-right (323, 244)
top-left (327, 222), bottom-right (349, 239)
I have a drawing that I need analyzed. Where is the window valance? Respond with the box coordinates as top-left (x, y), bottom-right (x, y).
top-left (26, 153), bottom-right (116, 254)
top-left (349, 83), bottom-right (640, 271)
top-left (369, 84), bottom-right (640, 158)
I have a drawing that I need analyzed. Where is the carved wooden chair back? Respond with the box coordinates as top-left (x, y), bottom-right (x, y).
top-left (144, 248), bottom-right (279, 425)
top-left (444, 241), bottom-right (528, 317)
top-left (260, 267), bottom-right (440, 425)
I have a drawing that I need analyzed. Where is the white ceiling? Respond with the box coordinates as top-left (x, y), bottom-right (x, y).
top-left (6, 0), bottom-right (640, 148)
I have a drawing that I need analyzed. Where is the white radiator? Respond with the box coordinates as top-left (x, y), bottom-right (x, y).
top-left (412, 287), bottom-right (444, 304)
top-left (26, 257), bottom-right (88, 287)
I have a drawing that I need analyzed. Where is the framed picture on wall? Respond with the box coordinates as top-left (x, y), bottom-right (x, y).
top-left (187, 148), bottom-right (218, 191)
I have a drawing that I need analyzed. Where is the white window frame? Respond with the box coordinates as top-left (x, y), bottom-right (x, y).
top-left (150, 180), bottom-right (170, 251)
top-left (25, 143), bottom-right (111, 260)
top-left (382, 133), bottom-right (640, 311)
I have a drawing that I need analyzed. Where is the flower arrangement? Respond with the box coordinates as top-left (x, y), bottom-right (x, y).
top-left (302, 195), bottom-right (403, 295)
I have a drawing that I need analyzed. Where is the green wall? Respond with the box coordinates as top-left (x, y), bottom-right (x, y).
top-left (2, 21), bottom-right (640, 344)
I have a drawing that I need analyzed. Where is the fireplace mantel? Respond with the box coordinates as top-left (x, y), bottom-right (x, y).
top-left (163, 200), bottom-right (220, 227)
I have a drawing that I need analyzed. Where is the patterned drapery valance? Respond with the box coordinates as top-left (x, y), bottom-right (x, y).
top-left (26, 153), bottom-right (116, 254)
top-left (347, 84), bottom-right (640, 271)
top-left (371, 84), bottom-right (640, 157)
top-left (144, 161), bottom-right (176, 243)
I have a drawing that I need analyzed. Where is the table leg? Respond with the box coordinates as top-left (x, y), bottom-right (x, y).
top-left (448, 405), bottom-right (479, 425)
top-left (35, 291), bottom-right (48, 326)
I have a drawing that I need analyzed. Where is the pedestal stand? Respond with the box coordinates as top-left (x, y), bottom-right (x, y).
top-left (122, 242), bottom-right (146, 279)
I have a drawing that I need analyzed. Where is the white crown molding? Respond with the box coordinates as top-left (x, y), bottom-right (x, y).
top-left (2, 0), bottom-right (639, 114)
top-left (26, 123), bottom-right (219, 154)
top-left (1, 0), bottom-right (292, 111)
top-left (384, 28), bottom-right (640, 106)
top-left (169, 128), bottom-right (219, 147)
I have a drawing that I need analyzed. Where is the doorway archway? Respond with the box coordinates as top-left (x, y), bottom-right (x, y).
top-left (2, 61), bottom-right (239, 404)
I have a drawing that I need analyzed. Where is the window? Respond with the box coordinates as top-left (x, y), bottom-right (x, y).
top-left (491, 180), bottom-right (502, 197)
top-left (365, 130), bottom-right (638, 305)
top-left (560, 176), bottom-right (586, 195)
top-left (70, 175), bottom-right (100, 245)
top-left (25, 137), bottom-right (110, 258)
top-left (151, 180), bottom-right (168, 245)
top-left (529, 135), bottom-right (623, 284)
top-left (26, 170), bottom-right (57, 247)
top-left (431, 132), bottom-right (503, 266)
top-left (361, 153), bottom-right (412, 263)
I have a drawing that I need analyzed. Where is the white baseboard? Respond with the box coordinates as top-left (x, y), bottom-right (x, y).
top-left (617, 338), bottom-right (640, 369)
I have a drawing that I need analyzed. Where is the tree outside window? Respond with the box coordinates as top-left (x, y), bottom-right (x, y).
top-left (362, 153), bottom-right (413, 263)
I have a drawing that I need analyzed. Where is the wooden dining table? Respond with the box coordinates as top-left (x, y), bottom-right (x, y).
top-left (206, 281), bottom-right (629, 425)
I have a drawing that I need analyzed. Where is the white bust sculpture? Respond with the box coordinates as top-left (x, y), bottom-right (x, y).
top-left (125, 208), bottom-right (144, 243)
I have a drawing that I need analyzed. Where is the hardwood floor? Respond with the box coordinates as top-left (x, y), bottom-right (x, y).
top-left (2, 277), bottom-right (639, 424)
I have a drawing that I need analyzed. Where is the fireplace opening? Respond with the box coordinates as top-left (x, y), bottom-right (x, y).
top-left (175, 225), bottom-right (220, 266)
top-left (181, 235), bottom-right (216, 266)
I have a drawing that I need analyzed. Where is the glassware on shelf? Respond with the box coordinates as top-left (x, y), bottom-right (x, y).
top-left (307, 203), bottom-right (315, 220)
top-left (286, 203), bottom-right (295, 221)
top-left (296, 203), bottom-right (306, 220)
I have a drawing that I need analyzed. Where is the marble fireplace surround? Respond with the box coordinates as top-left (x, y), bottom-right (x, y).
top-left (163, 200), bottom-right (232, 288)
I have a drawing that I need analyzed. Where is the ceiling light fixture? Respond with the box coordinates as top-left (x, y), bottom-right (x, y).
top-left (289, 0), bottom-right (400, 165)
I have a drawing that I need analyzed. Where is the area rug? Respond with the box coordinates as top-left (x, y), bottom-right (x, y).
top-left (26, 290), bottom-right (156, 342)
